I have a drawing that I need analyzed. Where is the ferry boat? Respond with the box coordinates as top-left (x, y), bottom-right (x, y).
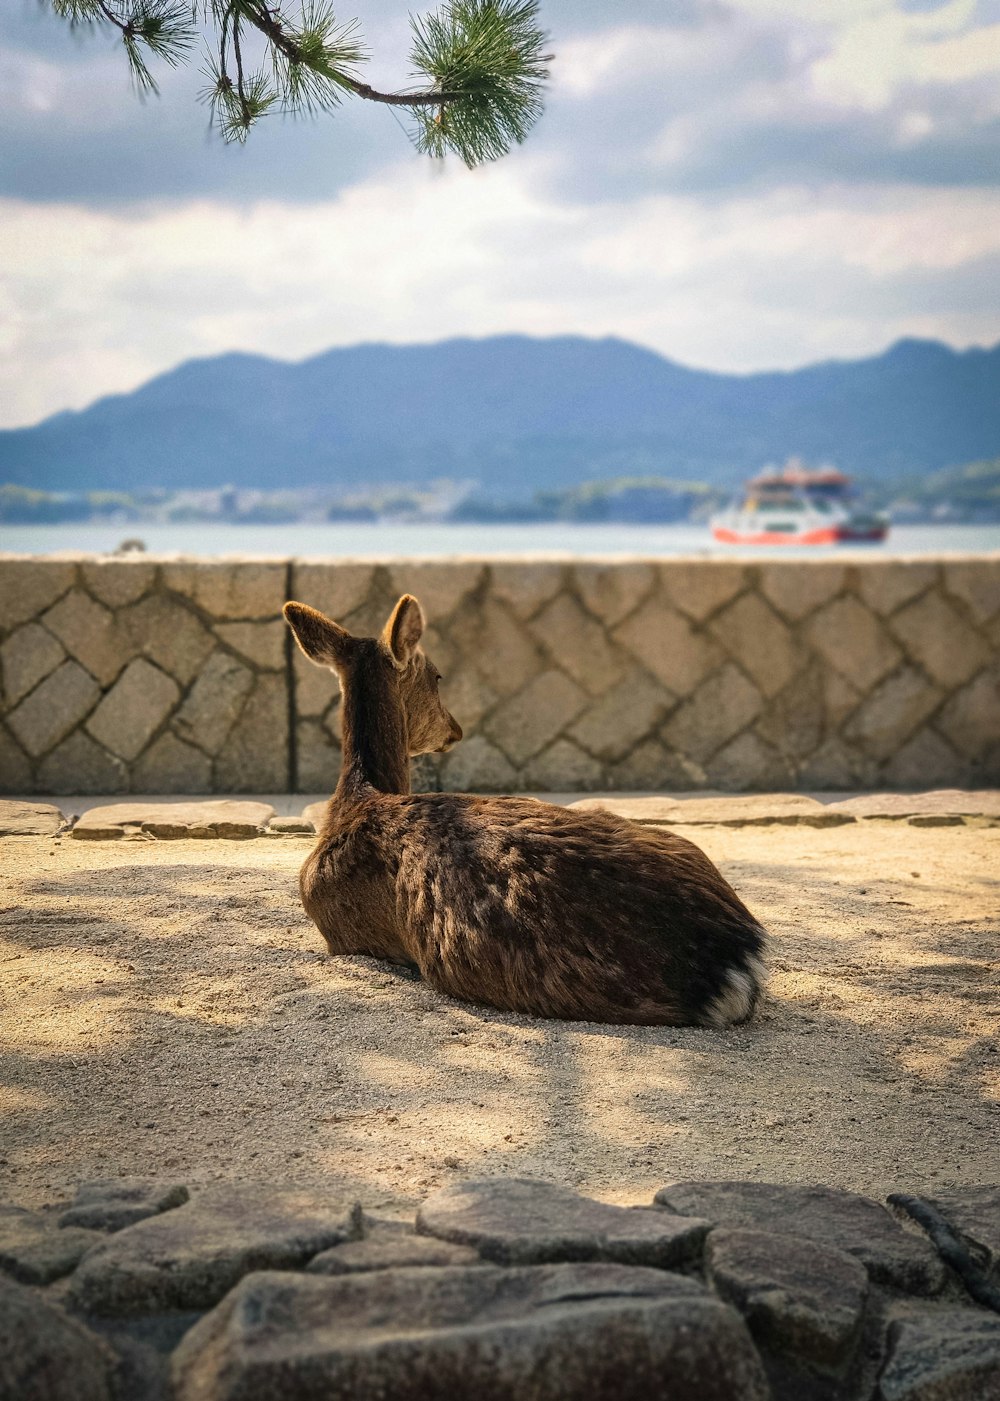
top-left (710, 463), bottom-right (890, 545)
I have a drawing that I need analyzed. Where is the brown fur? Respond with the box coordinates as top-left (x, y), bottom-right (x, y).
top-left (284, 595), bottom-right (766, 1027)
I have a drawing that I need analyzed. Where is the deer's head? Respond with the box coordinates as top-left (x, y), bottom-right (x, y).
top-left (283, 595), bottom-right (463, 756)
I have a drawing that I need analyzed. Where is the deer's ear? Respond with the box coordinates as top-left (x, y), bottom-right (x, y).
top-left (283, 602), bottom-right (354, 672)
top-left (382, 594), bottom-right (424, 668)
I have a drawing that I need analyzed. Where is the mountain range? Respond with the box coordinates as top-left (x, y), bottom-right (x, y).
top-left (2, 334), bottom-right (998, 495)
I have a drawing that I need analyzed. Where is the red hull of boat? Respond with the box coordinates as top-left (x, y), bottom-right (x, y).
top-left (712, 525), bottom-right (888, 545)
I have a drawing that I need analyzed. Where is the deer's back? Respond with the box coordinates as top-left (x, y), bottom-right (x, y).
top-left (379, 793), bottom-right (764, 1024)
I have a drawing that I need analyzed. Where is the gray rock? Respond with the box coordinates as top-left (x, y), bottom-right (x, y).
top-left (0, 621), bottom-right (65, 707)
top-left (71, 800), bottom-right (275, 840)
top-left (6, 659), bottom-right (101, 758)
top-left (173, 1263), bottom-right (769, 1401)
top-left (0, 1205), bottom-right (102, 1285)
top-left (879, 1307), bottom-right (1000, 1400)
top-left (69, 1186), bottom-right (362, 1315)
top-left (0, 799), bottom-right (65, 836)
top-left (569, 793), bottom-right (854, 827)
top-left (267, 816), bottom-right (316, 834)
top-left (308, 1234), bottom-right (484, 1274)
top-left (706, 1226), bottom-right (869, 1369)
top-left (924, 1186), bottom-right (1000, 1281)
top-left (417, 1177), bottom-right (710, 1268)
top-left (0, 1274), bottom-right (113, 1401)
top-left (85, 657), bottom-right (180, 762)
top-left (655, 1182), bottom-right (944, 1294)
top-left (825, 790), bottom-right (1000, 821)
top-left (59, 1178), bottom-right (190, 1232)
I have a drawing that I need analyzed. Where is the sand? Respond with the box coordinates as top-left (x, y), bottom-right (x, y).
top-left (1, 821), bottom-right (997, 1213)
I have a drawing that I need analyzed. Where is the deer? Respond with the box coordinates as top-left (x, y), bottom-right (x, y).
top-left (283, 593), bottom-right (766, 1026)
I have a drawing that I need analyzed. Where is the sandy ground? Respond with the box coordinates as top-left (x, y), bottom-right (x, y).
top-left (1, 821), bottom-right (997, 1214)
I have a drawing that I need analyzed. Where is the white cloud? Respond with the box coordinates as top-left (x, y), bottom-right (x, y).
top-left (2, 162), bottom-right (999, 427)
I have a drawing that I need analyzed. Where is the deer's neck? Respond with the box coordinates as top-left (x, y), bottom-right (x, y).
top-left (336, 647), bottom-right (410, 797)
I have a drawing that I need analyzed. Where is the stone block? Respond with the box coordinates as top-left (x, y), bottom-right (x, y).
top-left (387, 561), bottom-right (485, 621)
top-left (215, 674), bottom-right (289, 792)
top-left (0, 1274), bottom-right (113, 1401)
top-left (573, 562), bottom-right (655, 626)
top-left (0, 800), bottom-right (65, 835)
top-left (59, 1179), bottom-right (189, 1232)
top-left (755, 665), bottom-right (825, 762)
top-left (42, 588), bottom-right (128, 687)
top-left (890, 590), bottom-right (990, 688)
top-left (70, 800), bottom-right (275, 840)
top-left (606, 738), bottom-right (701, 791)
top-left (654, 1180), bottom-right (944, 1293)
top-left (86, 658), bottom-right (180, 763)
top-left (805, 596), bottom-right (902, 692)
top-left (0, 725), bottom-right (32, 792)
top-left (943, 559), bottom-right (1000, 625)
top-left (439, 735), bottom-right (518, 792)
top-left (301, 800), bottom-right (328, 830)
top-left (296, 719), bottom-right (341, 793)
top-left (450, 598), bottom-right (544, 698)
top-left (69, 1186), bottom-right (362, 1314)
top-left (844, 665), bottom-right (944, 761)
top-left (935, 668), bottom-right (1000, 760)
top-left (80, 557), bottom-right (156, 608)
top-left (825, 666), bottom-right (863, 728)
top-left (485, 670), bottom-right (589, 766)
top-left (879, 1306), bottom-right (1000, 1401)
top-left (0, 558), bottom-right (75, 632)
top-left (418, 1179), bottom-right (710, 1268)
top-left (0, 1206), bottom-right (102, 1285)
top-left (662, 561), bottom-right (747, 621)
top-left (522, 739), bottom-right (605, 791)
top-left (308, 1234), bottom-right (483, 1274)
top-left (662, 663), bottom-right (763, 765)
top-left (488, 561), bottom-right (566, 619)
top-left (705, 731), bottom-right (794, 791)
top-left (293, 645), bottom-right (339, 718)
top-left (706, 1227), bottom-right (868, 1370)
top-left (883, 729), bottom-right (965, 789)
top-left (758, 561), bottom-right (845, 622)
top-left (615, 600), bottom-right (722, 696)
top-left (161, 560), bottom-right (286, 620)
top-left (291, 562), bottom-right (374, 622)
top-left (530, 592), bottom-right (624, 697)
top-left (1, 622), bottom-right (65, 707)
top-left (798, 737), bottom-right (878, 790)
top-left (7, 660), bottom-right (101, 758)
top-left (856, 561), bottom-right (937, 617)
top-left (569, 670), bottom-right (669, 762)
top-left (173, 1263), bottom-right (768, 1401)
top-left (131, 731), bottom-right (212, 793)
top-left (173, 651), bottom-right (254, 756)
top-left (825, 790), bottom-right (1000, 819)
top-left (118, 593), bottom-right (215, 686)
top-left (436, 666), bottom-right (498, 734)
top-left (710, 593), bottom-right (802, 700)
top-left (215, 620), bottom-right (286, 670)
top-left (37, 733), bottom-right (128, 796)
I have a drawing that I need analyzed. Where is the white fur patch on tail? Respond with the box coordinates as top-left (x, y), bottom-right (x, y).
top-left (704, 954), bottom-right (766, 1028)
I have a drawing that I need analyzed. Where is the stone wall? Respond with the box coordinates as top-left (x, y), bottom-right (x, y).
top-left (1, 553), bottom-right (997, 795)
top-left (3, 1175), bottom-right (999, 1401)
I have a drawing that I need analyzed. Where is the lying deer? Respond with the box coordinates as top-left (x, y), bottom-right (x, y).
top-left (284, 594), bottom-right (765, 1026)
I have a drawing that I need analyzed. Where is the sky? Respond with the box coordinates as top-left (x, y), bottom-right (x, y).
top-left (2, 0), bottom-right (1000, 428)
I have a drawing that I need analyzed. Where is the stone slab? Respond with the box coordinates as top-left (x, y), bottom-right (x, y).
top-left (267, 816), bottom-right (316, 835)
top-left (308, 1234), bottom-right (484, 1274)
top-left (569, 793), bottom-right (856, 827)
top-left (706, 1226), bottom-right (869, 1370)
top-left (70, 800), bottom-right (276, 840)
top-left (417, 1178), bottom-right (710, 1268)
top-left (0, 799), bottom-right (65, 836)
top-left (59, 1178), bottom-right (190, 1232)
top-left (655, 1182), bottom-right (944, 1295)
top-left (0, 1274), bottom-right (113, 1401)
top-left (173, 1263), bottom-right (769, 1401)
top-left (301, 800), bottom-right (327, 832)
top-left (69, 1186), bottom-right (362, 1315)
top-left (826, 790), bottom-right (1000, 821)
top-left (0, 1206), bottom-right (102, 1285)
top-left (879, 1306), bottom-right (1000, 1400)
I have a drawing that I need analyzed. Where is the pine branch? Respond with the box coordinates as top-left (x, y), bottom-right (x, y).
top-left (45, 0), bottom-right (552, 164)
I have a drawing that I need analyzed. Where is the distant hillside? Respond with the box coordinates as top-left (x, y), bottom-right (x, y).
top-left (2, 334), bottom-right (998, 494)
